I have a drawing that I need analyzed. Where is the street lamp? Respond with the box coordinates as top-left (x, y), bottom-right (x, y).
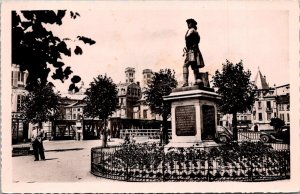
top-left (76, 114), bottom-right (83, 141)
top-left (274, 84), bottom-right (278, 118)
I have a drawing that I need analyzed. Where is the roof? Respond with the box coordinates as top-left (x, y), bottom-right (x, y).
top-left (61, 92), bottom-right (85, 100)
top-left (253, 70), bottom-right (269, 90)
top-left (65, 101), bottom-right (86, 108)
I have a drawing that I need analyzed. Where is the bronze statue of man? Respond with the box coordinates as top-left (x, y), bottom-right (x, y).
top-left (183, 18), bottom-right (205, 87)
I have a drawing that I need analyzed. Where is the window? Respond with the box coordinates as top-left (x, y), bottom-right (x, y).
top-left (287, 113), bottom-right (290, 122)
top-left (12, 71), bottom-right (19, 87)
top-left (287, 104), bottom-right (290, 111)
top-left (274, 112), bottom-right (277, 118)
top-left (17, 95), bottom-right (25, 111)
top-left (267, 113), bottom-right (271, 120)
top-left (73, 114), bottom-right (76, 120)
top-left (258, 102), bottom-right (262, 109)
top-left (267, 101), bottom-right (271, 110)
top-left (280, 114), bottom-right (284, 121)
top-left (78, 108), bottom-right (81, 111)
top-left (128, 88), bottom-right (131, 95)
top-left (143, 109), bottom-right (148, 119)
top-left (258, 113), bottom-right (262, 121)
top-left (18, 71), bottom-right (24, 82)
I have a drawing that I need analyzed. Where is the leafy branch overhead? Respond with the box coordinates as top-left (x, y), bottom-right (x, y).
top-left (12, 10), bottom-right (96, 92)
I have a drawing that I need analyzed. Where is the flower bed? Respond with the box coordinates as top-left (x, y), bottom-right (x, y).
top-left (91, 142), bottom-right (290, 182)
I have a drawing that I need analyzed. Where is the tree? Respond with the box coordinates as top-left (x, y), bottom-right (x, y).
top-left (84, 75), bottom-right (118, 147)
top-left (212, 60), bottom-right (256, 140)
top-left (21, 83), bottom-right (61, 126)
top-left (144, 69), bottom-right (178, 144)
top-left (12, 10), bottom-right (96, 92)
top-left (270, 117), bottom-right (285, 130)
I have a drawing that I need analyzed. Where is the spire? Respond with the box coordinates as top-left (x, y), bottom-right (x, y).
top-left (253, 69), bottom-right (269, 90)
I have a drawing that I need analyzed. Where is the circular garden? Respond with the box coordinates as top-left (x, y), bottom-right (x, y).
top-left (91, 141), bottom-right (290, 182)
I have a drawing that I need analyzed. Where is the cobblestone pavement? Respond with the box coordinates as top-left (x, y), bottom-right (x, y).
top-left (12, 138), bottom-right (124, 183)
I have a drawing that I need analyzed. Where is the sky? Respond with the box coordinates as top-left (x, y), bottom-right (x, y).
top-left (40, 2), bottom-right (290, 93)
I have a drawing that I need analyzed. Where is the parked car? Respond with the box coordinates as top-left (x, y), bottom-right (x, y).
top-left (259, 126), bottom-right (290, 144)
top-left (216, 126), bottom-right (233, 143)
top-left (237, 123), bottom-right (250, 132)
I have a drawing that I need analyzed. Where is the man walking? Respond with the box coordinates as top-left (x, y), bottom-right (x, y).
top-left (31, 124), bottom-right (45, 161)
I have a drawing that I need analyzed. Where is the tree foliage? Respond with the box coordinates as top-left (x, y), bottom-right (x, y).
top-left (21, 83), bottom-right (61, 125)
top-left (144, 69), bottom-right (178, 143)
top-left (84, 75), bottom-right (118, 119)
top-left (270, 117), bottom-right (285, 130)
top-left (12, 10), bottom-right (96, 92)
top-left (84, 75), bottom-right (118, 147)
top-left (144, 69), bottom-right (178, 117)
top-left (212, 60), bottom-right (256, 140)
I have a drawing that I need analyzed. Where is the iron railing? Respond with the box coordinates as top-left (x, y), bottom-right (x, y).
top-left (91, 144), bottom-right (290, 182)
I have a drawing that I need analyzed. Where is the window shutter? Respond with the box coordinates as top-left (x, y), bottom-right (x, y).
top-left (24, 72), bottom-right (28, 86)
top-left (12, 71), bottom-right (18, 87)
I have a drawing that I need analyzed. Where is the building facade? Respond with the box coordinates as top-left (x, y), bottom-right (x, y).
top-left (11, 64), bottom-right (29, 143)
top-left (132, 68), bottom-right (162, 120)
top-left (112, 67), bottom-right (142, 119)
top-left (251, 70), bottom-right (290, 130)
top-left (219, 69), bottom-right (290, 131)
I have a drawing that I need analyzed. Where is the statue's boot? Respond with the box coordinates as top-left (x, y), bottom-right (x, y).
top-left (183, 67), bottom-right (189, 87)
top-left (193, 69), bottom-right (203, 86)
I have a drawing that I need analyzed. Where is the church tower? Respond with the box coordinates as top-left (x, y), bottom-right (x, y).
top-left (253, 68), bottom-right (269, 90)
top-left (125, 67), bottom-right (135, 83)
top-left (142, 69), bottom-right (153, 88)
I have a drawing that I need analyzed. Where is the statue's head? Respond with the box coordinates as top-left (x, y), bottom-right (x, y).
top-left (186, 18), bottom-right (197, 28)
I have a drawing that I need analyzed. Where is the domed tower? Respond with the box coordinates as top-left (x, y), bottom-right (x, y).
top-left (125, 67), bottom-right (135, 83)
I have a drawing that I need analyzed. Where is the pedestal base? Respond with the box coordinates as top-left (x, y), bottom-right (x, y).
top-left (164, 87), bottom-right (221, 150)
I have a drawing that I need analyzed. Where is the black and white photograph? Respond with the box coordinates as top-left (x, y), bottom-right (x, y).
top-left (1, 0), bottom-right (299, 193)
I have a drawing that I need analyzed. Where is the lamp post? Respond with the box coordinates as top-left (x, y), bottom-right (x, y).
top-left (274, 84), bottom-right (278, 118)
top-left (76, 115), bottom-right (83, 141)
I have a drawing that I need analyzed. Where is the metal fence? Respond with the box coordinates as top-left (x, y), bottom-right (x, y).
top-left (238, 132), bottom-right (261, 141)
top-left (120, 129), bottom-right (172, 140)
top-left (91, 144), bottom-right (290, 182)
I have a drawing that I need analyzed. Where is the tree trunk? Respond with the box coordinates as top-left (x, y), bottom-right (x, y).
top-left (102, 119), bottom-right (108, 148)
top-left (162, 114), bottom-right (169, 144)
top-left (232, 112), bottom-right (238, 141)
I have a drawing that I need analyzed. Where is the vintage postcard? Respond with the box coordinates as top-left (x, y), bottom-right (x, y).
top-left (1, 0), bottom-right (299, 193)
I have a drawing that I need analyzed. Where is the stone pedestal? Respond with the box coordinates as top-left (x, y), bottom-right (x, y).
top-left (163, 85), bottom-right (221, 148)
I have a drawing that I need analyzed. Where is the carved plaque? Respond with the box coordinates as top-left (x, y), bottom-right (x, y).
top-left (202, 105), bottom-right (216, 140)
top-left (175, 105), bottom-right (196, 136)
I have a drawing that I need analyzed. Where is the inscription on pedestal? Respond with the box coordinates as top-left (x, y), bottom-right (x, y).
top-left (175, 105), bottom-right (196, 136)
top-left (202, 105), bottom-right (216, 140)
